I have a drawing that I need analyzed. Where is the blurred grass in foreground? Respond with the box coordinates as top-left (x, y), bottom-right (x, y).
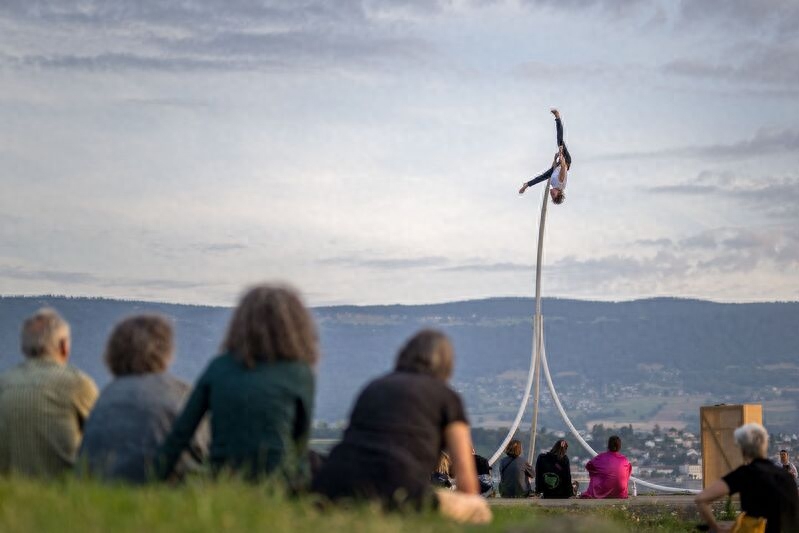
top-left (0, 478), bottom-right (700, 532)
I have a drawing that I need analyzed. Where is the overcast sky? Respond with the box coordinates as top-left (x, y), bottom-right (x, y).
top-left (1, 0), bottom-right (797, 306)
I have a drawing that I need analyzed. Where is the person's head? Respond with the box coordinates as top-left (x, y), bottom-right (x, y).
top-left (779, 449), bottom-right (790, 464)
top-left (394, 329), bottom-right (454, 381)
top-left (20, 307), bottom-right (71, 363)
top-left (734, 423), bottom-right (769, 461)
top-left (550, 188), bottom-right (565, 204)
top-left (607, 435), bottom-right (622, 452)
top-left (104, 315), bottom-right (174, 377)
top-left (222, 283), bottom-right (319, 369)
top-left (505, 439), bottom-right (523, 458)
top-left (435, 451), bottom-right (451, 476)
top-left (550, 439), bottom-right (569, 459)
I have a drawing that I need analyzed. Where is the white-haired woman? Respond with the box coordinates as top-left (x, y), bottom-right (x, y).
top-left (695, 423), bottom-right (799, 533)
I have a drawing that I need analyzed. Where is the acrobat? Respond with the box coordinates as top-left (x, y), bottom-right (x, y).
top-left (518, 109), bottom-right (571, 204)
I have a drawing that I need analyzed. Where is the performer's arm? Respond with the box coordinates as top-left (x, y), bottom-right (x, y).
top-left (557, 151), bottom-right (568, 184)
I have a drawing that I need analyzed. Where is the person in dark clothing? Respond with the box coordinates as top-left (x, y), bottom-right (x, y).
top-left (499, 439), bottom-right (534, 498)
top-left (518, 108), bottom-right (571, 205)
top-left (473, 449), bottom-right (493, 495)
top-left (535, 439), bottom-right (573, 499)
top-left (155, 284), bottom-right (318, 485)
top-left (312, 330), bottom-right (491, 524)
top-left (695, 423), bottom-right (799, 533)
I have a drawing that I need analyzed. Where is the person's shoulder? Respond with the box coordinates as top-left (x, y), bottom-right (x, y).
top-left (63, 364), bottom-right (97, 387)
top-left (58, 364), bottom-right (99, 399)
top-left (0, 363), bottom-right (22, 383)
top-left (147, 372), bottom-right (192, 394)
top-left (199, 353), bottom-right (242, 377)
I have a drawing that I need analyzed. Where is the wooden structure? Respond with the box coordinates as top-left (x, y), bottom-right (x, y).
top-left (700, 404), bottom-right (762, 488)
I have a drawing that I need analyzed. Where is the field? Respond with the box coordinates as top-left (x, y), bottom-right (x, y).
top-left (0, 478), bottom-right (716, 533)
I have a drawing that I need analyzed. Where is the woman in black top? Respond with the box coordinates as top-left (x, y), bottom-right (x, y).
top-left (535, 439), bottom-right (573, 499)
top-left (695, 423), bottom-right (799, 533)
top-left (312, 330), bottom-right (490, 523)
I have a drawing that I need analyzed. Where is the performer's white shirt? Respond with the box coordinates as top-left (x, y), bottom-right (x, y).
top-left (550, 166), bottom-right (567, 190)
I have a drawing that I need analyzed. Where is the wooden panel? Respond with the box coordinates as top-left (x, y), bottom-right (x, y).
top-left (700, 404), bottom-right (762, 488)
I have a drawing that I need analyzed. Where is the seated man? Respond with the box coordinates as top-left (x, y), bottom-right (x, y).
top-left (0, 308), bottom-right (98, 477)
top-left (581, 435), bottom-right (632, 499)
top-left (779, 449), bottom-right (798, 481)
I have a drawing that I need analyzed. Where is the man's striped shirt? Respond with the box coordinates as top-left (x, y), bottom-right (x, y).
top-left (0, 355), bottom-right (98, 477)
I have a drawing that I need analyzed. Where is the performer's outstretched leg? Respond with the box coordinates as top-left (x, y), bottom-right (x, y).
top-left (552, 109), bottom-right (571, 169)
top-left (519, 168), bottom-right (553, 194)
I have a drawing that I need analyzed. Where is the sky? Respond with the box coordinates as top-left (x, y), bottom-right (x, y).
top-left (1, 0), bottom-right (797, 306)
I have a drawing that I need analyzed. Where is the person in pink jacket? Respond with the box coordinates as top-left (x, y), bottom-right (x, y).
top-left (581, 435), bottom-right (632, 499)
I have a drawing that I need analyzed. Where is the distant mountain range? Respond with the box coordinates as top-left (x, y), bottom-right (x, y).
top-left (1, 296), bottom-right (797, 432)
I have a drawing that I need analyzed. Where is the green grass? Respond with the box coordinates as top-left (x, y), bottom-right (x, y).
top-left (0, 478), bottom-right (702, 532)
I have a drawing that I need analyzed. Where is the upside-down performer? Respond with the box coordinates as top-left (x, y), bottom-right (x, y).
top-left (518, 109), bottom-right (571, 204)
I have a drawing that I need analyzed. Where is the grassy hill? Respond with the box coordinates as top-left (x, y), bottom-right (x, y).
top-left (0, 477), bottom-right (706, 532)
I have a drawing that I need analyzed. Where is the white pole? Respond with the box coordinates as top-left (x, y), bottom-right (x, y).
top-left (527, 184), bottom-right (550, 463)
top-left (488, 183), bottom-right (550, 466)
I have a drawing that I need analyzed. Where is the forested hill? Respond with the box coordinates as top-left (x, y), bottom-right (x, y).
top-left (1, 296), bottom-right (797, 431)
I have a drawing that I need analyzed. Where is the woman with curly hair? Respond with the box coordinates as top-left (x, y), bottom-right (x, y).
top-left (78, 314), bottom-right (209, 483)
top-left (156, 283), bottom-right (318, 483)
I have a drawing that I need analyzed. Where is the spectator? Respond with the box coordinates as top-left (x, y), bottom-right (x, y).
top-left (535, 439), bottom-right (574, 499)
top-left (499, 439), bottom-right (534, 498)
top-left (312, 330), bottom-right (491, 524)
top-left (696, 423), bottom-right (799, 533)
top-left (155, 284), bottom-right (317, 484)
top-left (78, 315), bottom-right (209, 483)
top-left (431, 451), bottom-right (453, 489)
top-left (778, 449), bottom-right (798, 481)
top-left (581, 435), bottom-right (632, 499)
top-left (0, 308), bottom-right (98, 477)
top-left (473, 448), bottom-right (494, 496)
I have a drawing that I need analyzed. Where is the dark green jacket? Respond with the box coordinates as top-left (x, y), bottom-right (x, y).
top-left (156, 353), bottom-right (314, 483)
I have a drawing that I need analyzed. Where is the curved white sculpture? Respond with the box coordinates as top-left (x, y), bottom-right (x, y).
top-left (489, 181), bottom-right (697, 494)
top-left (487, 182), bottom-right (550, 466)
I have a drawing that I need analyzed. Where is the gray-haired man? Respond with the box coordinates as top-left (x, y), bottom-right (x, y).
top-left (0, 308), bottom-right (98, 477)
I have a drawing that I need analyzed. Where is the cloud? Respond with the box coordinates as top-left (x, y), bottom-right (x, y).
top-left (543, 225), bottom-right (799, 296)
top-left (121, 97), bottom-right (212, 110)
top-left (441, 261), bottom-right (531, 273)
top-left (198, 243), bottom-right (250, 254)
top-left (0, 0), bottom-right (432, 72)
top-left (648, 174), bottom-right (799, 221)
top-left (518, 0), bottom-right (652, 16)
top-left (663, 42), bottom-right (799, 86)
top-left (318, 255), bottom-right (449, 270)
top-left (676, 0), bottom-right (799, 37)
top-left (598, 129), bottom-right (799, 161)
top-left (319, 255), bottom-right (534, 273)
top-left (0, 264), bottom-right (211, 290)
